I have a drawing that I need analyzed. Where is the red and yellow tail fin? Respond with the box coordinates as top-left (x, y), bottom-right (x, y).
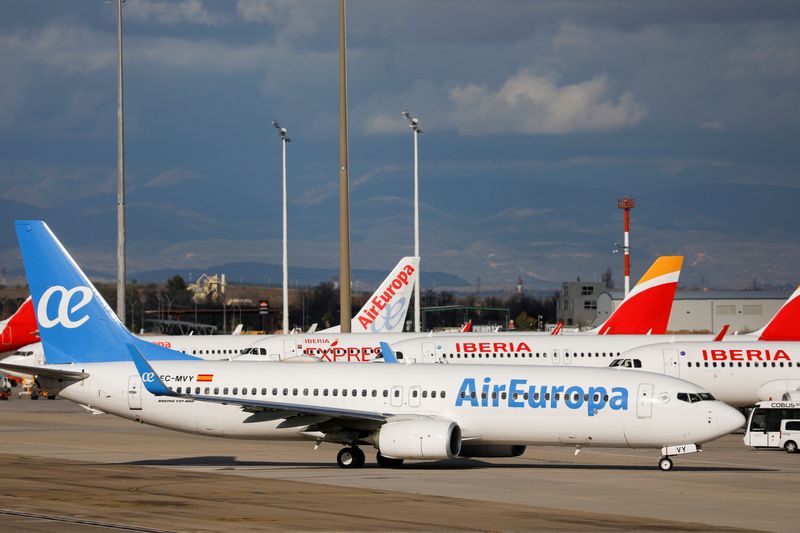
top-left (596, 256), bottom-right (682, 335)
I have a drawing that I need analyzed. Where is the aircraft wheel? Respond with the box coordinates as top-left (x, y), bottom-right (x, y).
top-left (376, 452), bottom-right (405, 468)
top-left (337, 447), bottom-right (365, 468)
top-left (658, 457), bottom-right (673, 471)
top-left (784, 441), bottom-right (798, 454)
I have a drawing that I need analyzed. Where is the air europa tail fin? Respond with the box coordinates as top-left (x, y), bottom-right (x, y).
top-left (321, 256), bottom-right (419, 333)
top-left (594, 256), bottom-right (683, 335)
top-left (752, 285), bottom-right (800, 341)
top-left (15, 220), bottom-right (197, 364)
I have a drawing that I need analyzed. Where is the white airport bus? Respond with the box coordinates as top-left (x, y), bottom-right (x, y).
top-left (743, 401), bottom-right (800, 450)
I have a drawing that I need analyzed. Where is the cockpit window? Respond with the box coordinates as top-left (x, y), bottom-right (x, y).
top-left (609, 358), bottom-right (642, 368)
top-left (677, 392), bottom-right (716, 403)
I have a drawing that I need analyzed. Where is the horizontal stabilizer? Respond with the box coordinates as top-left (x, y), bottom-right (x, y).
top-left (0, 362), bottom-right (88, 380)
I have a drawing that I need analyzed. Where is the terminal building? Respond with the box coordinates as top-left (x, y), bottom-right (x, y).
top-left (557, 279), bottom-right (790, 333)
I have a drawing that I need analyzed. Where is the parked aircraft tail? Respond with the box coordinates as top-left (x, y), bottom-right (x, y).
top-left (15, 220), bottom-right (197, 364)
top-left (0, 297), bottom-right (39, 353)
top-left (322, 257), bottom-right (419, 334)
top-left (752, 285), bottom-right (800, 341)
top-left (594, 256), bottom-right (683, 335)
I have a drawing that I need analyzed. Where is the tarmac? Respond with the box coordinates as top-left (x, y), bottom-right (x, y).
top-left (0, 393), bottom-right (795, 532)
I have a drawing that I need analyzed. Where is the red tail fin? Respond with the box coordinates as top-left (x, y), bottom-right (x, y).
top-left (756, 286), bottom-right (800, 341)
top-left (0, 297), bottom-right (39, 352)
top-left (595, 256), bottom-right (682, 335)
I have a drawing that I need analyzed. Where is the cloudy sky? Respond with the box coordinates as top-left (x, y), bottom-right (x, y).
top-left (1, 1), bottom-right (799, 292)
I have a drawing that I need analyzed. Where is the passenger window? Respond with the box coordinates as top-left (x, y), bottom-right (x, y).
top-left (383, 390), bottom-right (388, 397)
top-left (323, 389), bottom-right (329, 396)
top-left (213, 387), bottom-right (219, 395)
top-left (283, 388), bottom-right (288, 395)
top-left (292, 388), bottom-right (298, 396)
top-left (422, 390), bottom-right (428, 398)
top-left (195, 387), bottom-right (200, 394)
top-left (440, 391), bottom-right (446, 398)
top-left (394, 390), bottom-right (400, 398)
top-left (233, 388), bottom-right (238, 395)
top-left (205, 387), bottom-right (210, 394)
top-left (371, 390), bottom-right (377, 397)
top-left (362, 389), bottom-right (367, 397)
top-left (261, 388), bottom-right (267, 395)
top-left (412, 390), bottom-right (419, 398)
top-left (313, 389), bottom-right (319, 396)
top-left (303, 388), bottom-right (309, 396)
top-left (342, 389), bottom-right (348, 397)
top-left (333, 389), bottom-right (338, 396)
top-left (223, 387), bottom-right (229, 394)
top-left (272, 388), bottom-right (278, 395)
top-left (251, 388), bottom-right (257, 395)
top-left (177, 387), bottom-right (182, 394)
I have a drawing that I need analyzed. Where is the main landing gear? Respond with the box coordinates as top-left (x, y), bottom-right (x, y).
top-left (376, 452), bottom-right (404, 468)
top-left (336, 446), bottom-right (365, 468)
top-left (334, 447), bottom-right (406, 468)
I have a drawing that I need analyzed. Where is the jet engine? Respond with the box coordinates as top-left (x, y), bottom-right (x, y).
top-left (758, 380), bottom-right (800, 401)
top-left (459, 444), bottom-right (527, 458)
top-left (374, 419), bottom-right (461, 459)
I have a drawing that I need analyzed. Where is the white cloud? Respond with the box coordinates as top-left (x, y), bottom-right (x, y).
top-left (449, 70), bottom-right (647, 135)
top-left (125, 1), bottom-right (230, 26)
top-left (0, 164), bottom-right (113, 208)
top-left (144, 169), bottom-right (199, 188)
top-left (699, 120), bottom-right (726, 131)
top-left (727, 24), bottom-right (800, 79)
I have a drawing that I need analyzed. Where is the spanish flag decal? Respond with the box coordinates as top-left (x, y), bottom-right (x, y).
top-left (197, 374), bottom-right (214, 382)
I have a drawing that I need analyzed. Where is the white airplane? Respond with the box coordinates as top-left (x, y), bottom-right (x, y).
top-left (386, 280), bottom-right (800, 366)
top-left (231, 255), bottom-right (685, 363)
top-left (0, 220), bottom-right (742, 471)
top-left (613, 341), bottom-right (800, 407)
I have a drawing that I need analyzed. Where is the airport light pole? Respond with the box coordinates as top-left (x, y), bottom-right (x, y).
top-left (617, 197), bottom-right (635, 298)
top-left (272, 120), bottom-right (291, 334)
top-left (338, 0), bottom-right (352, 332)
top-left (402, 110), bottom-right (422, 333)
top-left (115, 0), bottom-right (127, 325)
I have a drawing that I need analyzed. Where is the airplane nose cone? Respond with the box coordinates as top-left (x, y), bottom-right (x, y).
top-left (717, 402), bottom-right (745, 435)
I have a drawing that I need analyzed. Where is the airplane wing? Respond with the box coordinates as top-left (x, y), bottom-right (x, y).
top-left (0, 361), bottom-right (88, 380)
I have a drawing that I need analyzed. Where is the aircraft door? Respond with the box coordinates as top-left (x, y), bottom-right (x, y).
top-left (390, 385), bottom-right (404, 407)
top-left (422, 342), bottom-right (436, 364)
top-left (409, 386), bottom-right (421, 407)
top-left (551, 349), bottom-right (561, 365)
top-left (284, 339), bottom-right (299, 359)
top-left (128, 375), bottom-right (142, 410)
top-left (663, 349), bottom-right (680, 377)
top-left (636, 383), bottom-right (654, 418)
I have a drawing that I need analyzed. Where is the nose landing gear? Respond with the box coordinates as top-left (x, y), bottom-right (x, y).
top-left (658, 457), bottom-right (673, 471)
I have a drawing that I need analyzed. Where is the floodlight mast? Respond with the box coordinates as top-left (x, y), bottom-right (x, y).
top-left (273, 120), bottom-right (291, 334)
top-left (116, 0), bottom-right (127, 326)
top-left (403, 110), bottom-right (422, 333)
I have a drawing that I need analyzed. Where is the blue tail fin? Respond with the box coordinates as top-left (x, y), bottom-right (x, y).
top-left (15, 220), bottom-right (197, 363)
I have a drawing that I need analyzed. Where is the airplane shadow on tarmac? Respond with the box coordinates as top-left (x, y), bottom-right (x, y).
top-left (120, 456), bottom-right (774, 473)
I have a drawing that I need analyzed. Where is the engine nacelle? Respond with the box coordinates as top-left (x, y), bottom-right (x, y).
top-left (375, 419), bottom-right (461, 460)
top-left (459, 444), bottom-right (527, 458)
top-left (758, 380), bottom-right (800, 401)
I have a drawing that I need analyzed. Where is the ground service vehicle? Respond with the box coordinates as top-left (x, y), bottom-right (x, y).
top-left (744, 401), bottom-right (800, 450)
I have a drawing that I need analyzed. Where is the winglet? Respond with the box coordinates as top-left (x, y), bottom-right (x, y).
top-left (379, 342), bottom-right (399, 364)
top-left (127, 344), bottom-right (176, 396)
top-left (594, 256), bottom-right (683, 335)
